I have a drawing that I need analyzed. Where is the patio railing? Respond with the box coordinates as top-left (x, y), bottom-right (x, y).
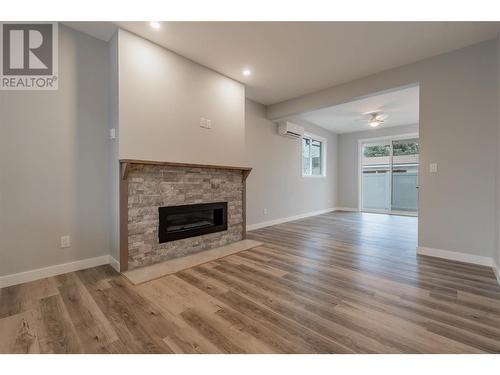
top-left (362, 171), bottom-right (418, 212)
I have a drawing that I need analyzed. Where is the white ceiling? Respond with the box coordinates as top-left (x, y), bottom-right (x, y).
top-left (64, 21), bottom-right (500, 105)
top-left (296, 85), bottom-right (419, 134)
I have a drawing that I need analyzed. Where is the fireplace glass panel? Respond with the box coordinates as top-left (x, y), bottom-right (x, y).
top-left (168, 210), bottom-right (218, 233)
top-left (159, 202), bottom-right (227, 243)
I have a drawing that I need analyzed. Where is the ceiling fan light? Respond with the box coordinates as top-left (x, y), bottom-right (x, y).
top-left (368, 112), bottom-right (384, 127)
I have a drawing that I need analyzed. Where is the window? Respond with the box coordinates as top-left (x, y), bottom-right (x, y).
top-left (363, 144), bottom-right (390, 157)
top-left (302, 134), bottom-right (326, 177)
top-left (392, 139), bottom-right (419, 156)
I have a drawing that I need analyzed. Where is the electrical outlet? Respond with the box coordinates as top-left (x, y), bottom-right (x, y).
top-left (206, 119), bottom-right (211, 129)
top-left (263, 208), bottom-right (268, 215)
top-left (60, 235), bottom-right (71, 248)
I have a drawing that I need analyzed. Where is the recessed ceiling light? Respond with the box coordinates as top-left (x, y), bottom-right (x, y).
top-left (242, 69), bottom-right (251, 76)
top-left (150, 22), bottom-right (161, 29)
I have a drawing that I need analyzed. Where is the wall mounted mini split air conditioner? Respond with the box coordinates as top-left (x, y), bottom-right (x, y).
top-left (277, 121), bottom-right (304, 139)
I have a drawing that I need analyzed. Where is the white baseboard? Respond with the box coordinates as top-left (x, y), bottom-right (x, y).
top-left (109, 256), bottom-right (121, 273)
top-left (334, 207), bottom-right (359, 212)
top-left (416, 246), bottom-right (495, 268)
top-left (494, 260), bottom-right (500, 286)
top-left (0, 254), bottom-right (116, 289)
top-left (247, 207), bottom-right (336, 231)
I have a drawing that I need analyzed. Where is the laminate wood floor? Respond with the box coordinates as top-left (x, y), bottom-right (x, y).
top-left (2, 211), bottom-right (500, 354)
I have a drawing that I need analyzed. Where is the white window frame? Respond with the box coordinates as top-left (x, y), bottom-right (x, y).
top-left (302, 133), bottom-right (327, 178)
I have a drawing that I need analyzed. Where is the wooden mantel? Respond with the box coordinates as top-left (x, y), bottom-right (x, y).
top-left (118, 158), bottom-right (252, 272)
top-left (120, 159), bottom-right (252, 181)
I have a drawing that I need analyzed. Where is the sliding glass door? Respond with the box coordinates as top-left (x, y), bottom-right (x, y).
top-left (361, 136), bottom-right (419, 215)
top-left (391, 138), bottom-right (419, 214)
top-left (361, 141), bottom-right (392, 212)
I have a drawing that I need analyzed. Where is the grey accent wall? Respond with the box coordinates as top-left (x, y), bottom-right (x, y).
top-left (338, 124), bottom-right (419, 209)
top-left (267, 40), bottom-right (498, 259)
top-left (245, 99), bottom-right (338, 226)
top-left (0, 25), bottom-right (110, 276)
top-left (117, 29), bottom-right (246, 166)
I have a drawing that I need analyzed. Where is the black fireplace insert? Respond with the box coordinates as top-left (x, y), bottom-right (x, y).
top-left (158, 202), bottom-right (228, 243)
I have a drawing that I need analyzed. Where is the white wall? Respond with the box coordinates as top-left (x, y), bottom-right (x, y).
top-left (267, 40), bottom-right (498, 259)
top-left (117, 29), bottom-right (246, 166)
top-left (338, 124), bottom-right (419, 209)
top-left (245, 99), bottom-right (338, 227)
top-left (0, 25), bottom-right (111, 276)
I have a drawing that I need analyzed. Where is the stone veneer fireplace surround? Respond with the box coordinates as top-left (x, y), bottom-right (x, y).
top-left (119, 160), bottom-right (251, 271)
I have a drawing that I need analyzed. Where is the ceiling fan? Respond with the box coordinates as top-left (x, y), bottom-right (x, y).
top-left (367, 112), bottom-right (388, 127)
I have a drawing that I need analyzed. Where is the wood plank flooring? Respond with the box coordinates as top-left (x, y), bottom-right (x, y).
top-left (1, 211), bottom-right (500, 353)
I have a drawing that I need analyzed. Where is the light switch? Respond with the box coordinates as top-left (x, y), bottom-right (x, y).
top-left (429, 163), bottom-right (438, 173)
top-left (110, 128), bottom-right (116, 139)
top-left (200, 117), bottom-right (212, 129)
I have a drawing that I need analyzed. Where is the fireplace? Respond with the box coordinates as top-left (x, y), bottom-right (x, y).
top-left (121, 161), bottom-right (250, 271)
top-left (158, 202), bottom-right (228, 243)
